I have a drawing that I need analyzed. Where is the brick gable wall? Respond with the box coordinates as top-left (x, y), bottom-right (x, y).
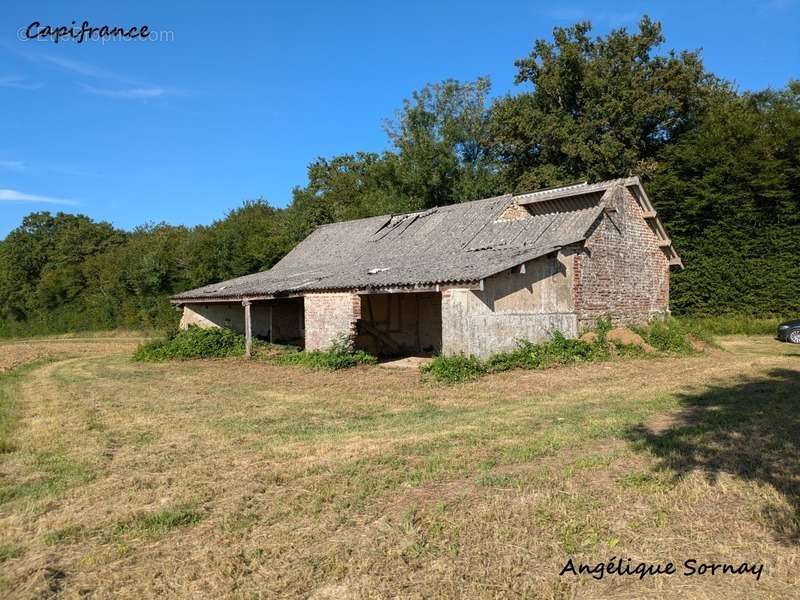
top-left (572, 185), bottom-right (670, 329)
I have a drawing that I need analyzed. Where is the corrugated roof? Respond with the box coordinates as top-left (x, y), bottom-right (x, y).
top-left (515, 177), bottom-right (627, 205)
top-left (172, 178), bottom-right (680, 302)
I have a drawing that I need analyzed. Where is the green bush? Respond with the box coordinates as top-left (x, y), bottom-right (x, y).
top-left (270, 334), bottom-right (377, 370)
top-left (514, 332), bottom-right (603, 368)
top-left (133, 326), bottom-right (246, 361)
top-left (593, 316), bottom-right (613, 343)
top-left (635, 319), bottom-right (693, 353)
top-left (420, 354), bottom-right (486, 383)
top-left (499, 331), bottom-right (610, 371)
top-left (635, 317), bottom-right (714, 353)
top-left (423, 331), bottom-right (608, 383)
top-left (421, 317), bottom-right (720, 384)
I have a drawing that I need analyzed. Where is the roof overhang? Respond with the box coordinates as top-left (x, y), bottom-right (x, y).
top-left (623, 177), bottom-right (683, 269)
top-left (170, 281), bottom-right (488, 305)
top-left (516, 176), bottom-right (682, 269)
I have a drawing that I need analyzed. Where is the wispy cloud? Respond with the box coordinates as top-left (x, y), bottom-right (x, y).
top-left (0, 189), bottom-right (79, 206)
top-left (6, 44), bottom-right (106, 79)
top-left (35, 53), bottom-right (105, 77)
top-left (81, 84), bottom-right (167, 99)
top-left (0, 75), bottom-right (43, 90)
top-left (0, 160), bottom-right (25, 171)
top-left (11, 47), bottom-right (179, 101)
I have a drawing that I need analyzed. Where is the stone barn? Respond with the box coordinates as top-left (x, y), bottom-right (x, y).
top-left (171, 177), bottom-right (681, 359)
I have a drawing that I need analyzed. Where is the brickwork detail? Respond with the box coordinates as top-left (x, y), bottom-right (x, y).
top-left (572, 186), bottom-right (670, 329)
top-left (495, 202), bottom-right (530, 222)
top-left (304, 292), bottom-right (361, 350)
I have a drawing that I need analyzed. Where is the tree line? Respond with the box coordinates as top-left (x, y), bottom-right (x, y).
top-left (1, 17), bottom-right (798, 336)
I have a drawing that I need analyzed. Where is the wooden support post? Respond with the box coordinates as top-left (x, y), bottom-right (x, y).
top-left (415, 293), bottom-right (421, 353)
top-left (268, 304), bottom-right (273, 344)
top-left (243, 300), bottom-right (252, 358)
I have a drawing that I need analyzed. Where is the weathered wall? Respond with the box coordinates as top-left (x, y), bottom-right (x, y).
top-left (441, 251), bottom-right (578, 358)
top-left (304, 292), bottom-right (361, 350)
top-left (573, 186), bottom-right (670, 329)
top-left (180, 303), bottom-right (271, 337)
top-left (481, 250), bottom-right (575, 313)
top-left (356, 292), bottom-right (441, 355)
top-left (180, 300), bottom-right (302, 342)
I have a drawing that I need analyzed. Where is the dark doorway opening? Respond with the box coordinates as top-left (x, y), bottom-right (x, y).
top-left (355, 292), bottom-right (442, 357)
top-left (251, 297), bottom-right (305, 347)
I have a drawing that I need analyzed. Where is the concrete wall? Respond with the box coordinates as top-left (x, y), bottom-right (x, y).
top-left (441, 251), bottom-right (578, 358)
top-left (573, 185), bottom-right (670, 329)
top-left (481, 250), bottom-right (575, 313)
top-left (179, 299), bottom-right (303, 343)
top-left (304, 292), bottom-right (361, 350)
top-left (180, 302), bottom-right (269, 337)
top-left (356, 292), bottom-right (441, 355)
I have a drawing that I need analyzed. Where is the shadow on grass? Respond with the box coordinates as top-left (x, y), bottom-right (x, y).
top-left (626, 368), bottom-right (800, 543)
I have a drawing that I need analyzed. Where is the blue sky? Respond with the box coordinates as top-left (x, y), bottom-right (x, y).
top-left (1, 1), bottom-right (798, 237)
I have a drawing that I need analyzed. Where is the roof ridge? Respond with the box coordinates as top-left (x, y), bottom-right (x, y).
top-left (514, 180), bottom-right (588, 197)
top-left (316, 193), bottom-right (515, 232)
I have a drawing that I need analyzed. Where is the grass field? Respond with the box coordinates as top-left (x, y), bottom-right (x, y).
top-left (0, 334), bottom-right (798, 598)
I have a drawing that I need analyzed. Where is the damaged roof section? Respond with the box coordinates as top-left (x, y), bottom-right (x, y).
top-left (369, 207), bottom-right (439, 242)
top-left (172, 177), bottom-right (681, 302)
top-left (465, 192), bottom-right (605, 252)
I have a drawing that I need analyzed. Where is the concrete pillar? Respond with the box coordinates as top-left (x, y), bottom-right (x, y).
top-left (440, 288), bottom-right (474, 356)
top-left (243, 300), bottom-right (252, 358)
top-left (303, 292), bottom-right (360, 350)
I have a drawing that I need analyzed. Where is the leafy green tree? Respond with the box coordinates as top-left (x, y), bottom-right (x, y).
top-left (0, 212), bottom-right (124, 333)
top-left (490, 16), bottom-right (714, 190)
top-left (650, 83), bottom-right (800, 315)
top-left (287, 152), bottom-right (406, 238)
top-left (287, 77), bottom-right (499, 229)
top-left (386, 77), bottom-right (499, 207)
top-left (187, 200), bottom-right (291, 284)
top-left (89, 223), bottom-right (194, 328)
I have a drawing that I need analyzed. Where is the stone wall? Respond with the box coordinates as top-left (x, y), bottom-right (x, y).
top-left (573, 185), bottom-right (670, 329)
top-left (441, 251), bottom-right (578, 358)
top-left (304, 292), bottom-right (361, 351)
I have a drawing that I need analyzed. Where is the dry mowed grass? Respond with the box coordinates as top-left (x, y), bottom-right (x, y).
top-left (0, 335), bottom-right (799, 599)
top-left (0, 333), bottom-right (145, 373)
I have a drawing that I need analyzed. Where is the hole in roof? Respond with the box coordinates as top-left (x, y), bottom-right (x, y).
top-left (370, 208), bottom-right (438, 241)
